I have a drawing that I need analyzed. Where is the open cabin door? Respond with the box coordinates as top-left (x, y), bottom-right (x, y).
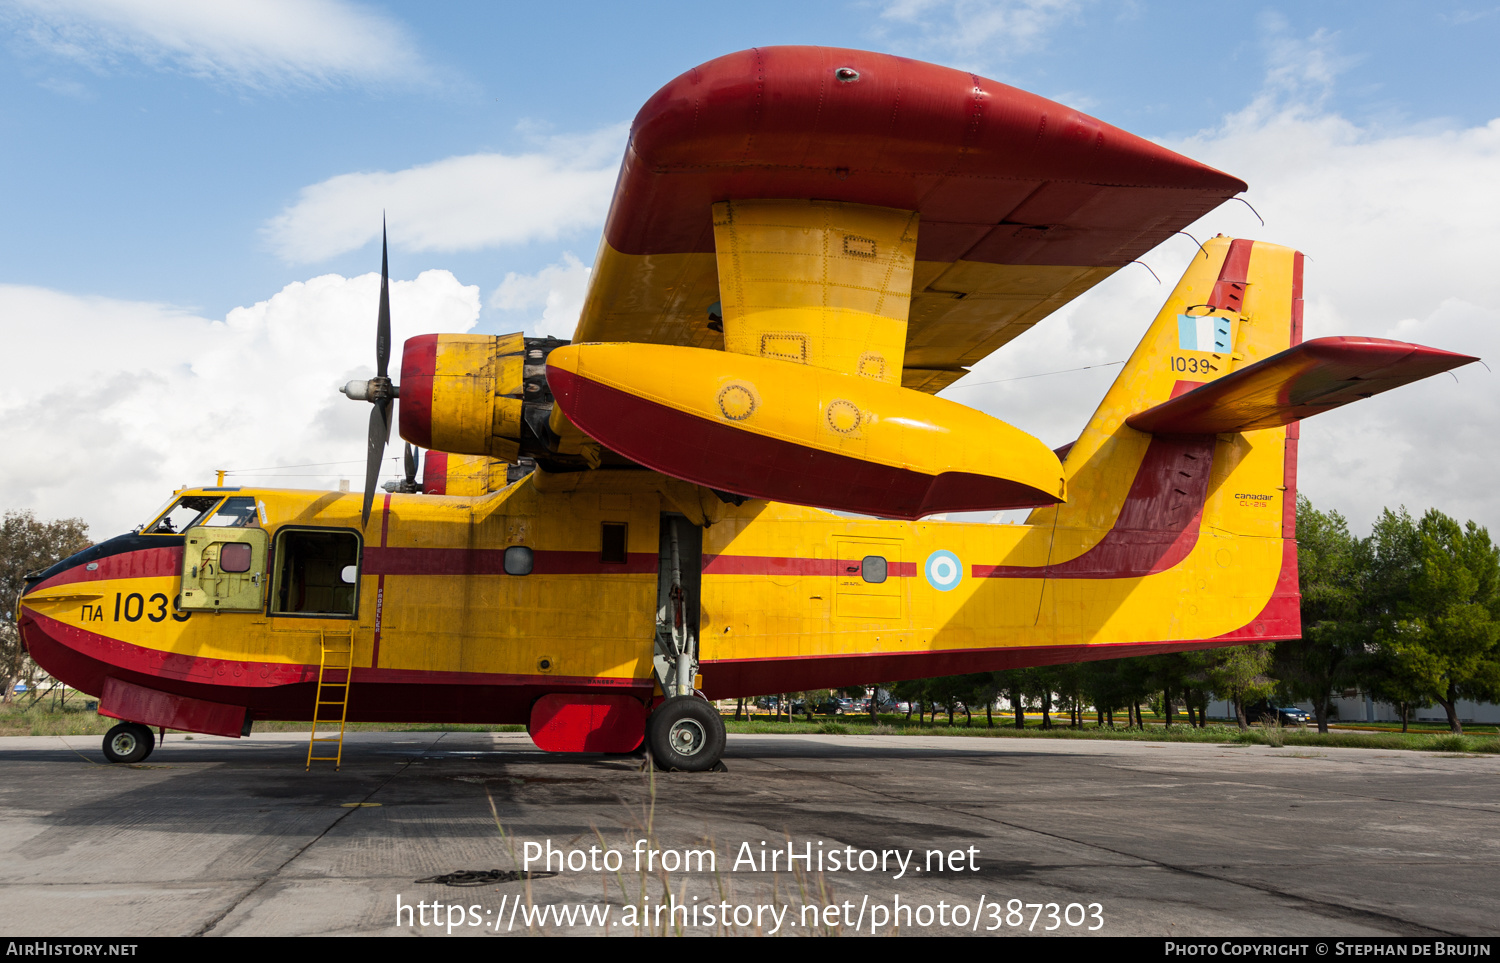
top-left (653, 513), bottom-right (702, 697)
top-left (180, 526), bottom-right (268, 612)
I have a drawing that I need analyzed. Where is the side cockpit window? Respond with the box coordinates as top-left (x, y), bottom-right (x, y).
top-left (203, 497), bottom-right (259, 528)
top-left (272, 529), bottom-right (361, 618)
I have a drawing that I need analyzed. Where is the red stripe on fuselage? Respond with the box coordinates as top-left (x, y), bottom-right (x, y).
top-left (372, 493), bottom-right (390, 668)
top-left (20, 609), bottom-right (649, 721)
top-left (31, 545), bottom-right (181, 592)
top-left (701, 540), bottom-right (1302, 699)
top-left (363, 547), bottom-right (657, 576)
top-left (702, 555), bottom-right (918, 577)
top-left (974, 435), bottom-right (1216, 579)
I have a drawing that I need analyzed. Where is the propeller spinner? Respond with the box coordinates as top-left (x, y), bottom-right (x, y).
top-left (339, 222), bottom-right (400, 528)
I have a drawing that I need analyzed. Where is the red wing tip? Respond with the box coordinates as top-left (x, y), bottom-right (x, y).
top-left (1304, 335), bottom-right (1480, 362)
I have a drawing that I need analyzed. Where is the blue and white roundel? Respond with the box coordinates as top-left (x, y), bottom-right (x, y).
top-left (925, 550), bottom-right (963, 592)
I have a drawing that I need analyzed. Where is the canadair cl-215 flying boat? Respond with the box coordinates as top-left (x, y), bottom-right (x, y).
top-left (18, 47), bottom-right (1477, 772)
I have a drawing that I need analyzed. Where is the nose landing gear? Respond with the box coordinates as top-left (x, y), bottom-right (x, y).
top-left (102, 722), bottom-right (156, 764)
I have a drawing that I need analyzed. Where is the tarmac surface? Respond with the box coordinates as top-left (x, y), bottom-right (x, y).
top-left (0, 729), bottom-right (1496, 937)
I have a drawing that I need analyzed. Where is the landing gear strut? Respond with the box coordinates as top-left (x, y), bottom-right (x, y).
top-left (102, 722), bottom-right (155, 763)
top-left (647, 516), bottom-right (724, 770)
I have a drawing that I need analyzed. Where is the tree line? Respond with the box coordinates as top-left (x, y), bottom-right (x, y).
top-left (868, 497), bottom-right (1500, 735)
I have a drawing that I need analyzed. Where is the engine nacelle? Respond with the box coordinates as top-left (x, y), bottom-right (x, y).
top-left (547, 342), bottom-right (1066, 519)
top-left (398, 333), bottom-right (566, 463)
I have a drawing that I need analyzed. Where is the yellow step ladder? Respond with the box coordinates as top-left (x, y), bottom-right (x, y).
top-left (306, 630), bottom-right (355, 770)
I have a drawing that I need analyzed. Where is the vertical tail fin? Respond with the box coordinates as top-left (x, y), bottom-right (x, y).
top-left (1040, 235), bottom-right (1302, 540)
top-left (1018, 237), bottom-right (1302, 643)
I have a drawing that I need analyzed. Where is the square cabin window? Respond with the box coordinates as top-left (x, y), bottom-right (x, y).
top-left (220, 542), bottom-right (253, 573)
top-left (861, 555), bottom-right (888, 584)
top-left (504, 546), bottom-right (533, 576)
top-left (601, 523), bottom-right (627, 564)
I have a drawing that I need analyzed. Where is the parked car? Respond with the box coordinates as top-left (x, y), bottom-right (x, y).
top-left (789, 700), bottom-right (843, 716)
top-left (1245, 701), bottom-right (1311, 726)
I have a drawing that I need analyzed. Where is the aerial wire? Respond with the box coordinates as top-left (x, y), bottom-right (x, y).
top-left (942, 360), bottom-right (1125, 391)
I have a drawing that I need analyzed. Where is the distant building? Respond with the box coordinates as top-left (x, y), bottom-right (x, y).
top-left (1208, 695), bottom-right (1500, 725)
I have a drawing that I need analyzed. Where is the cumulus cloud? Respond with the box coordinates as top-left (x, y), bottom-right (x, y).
top-left (0, 270), bottom-right (479, 536)
top-left (3, 0), bottom-right (428, 89)
top-left (489, 253), bottom-right (592, 339)
top-left (264, 125), bottom-right (626, 263)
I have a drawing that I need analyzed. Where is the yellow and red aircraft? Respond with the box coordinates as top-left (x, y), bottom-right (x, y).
top-left (17, 47), bottom-right (1476, 771)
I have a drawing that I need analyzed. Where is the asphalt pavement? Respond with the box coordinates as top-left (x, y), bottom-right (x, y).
top-left (0, 730), bottom-right (1495, 937)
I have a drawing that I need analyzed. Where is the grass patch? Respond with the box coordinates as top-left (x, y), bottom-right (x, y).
top-left (0, 698), bottom-right (112, 737)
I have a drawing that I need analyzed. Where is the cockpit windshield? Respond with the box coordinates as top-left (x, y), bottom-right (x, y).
top-left (141, 495), bottom-right (222, 534)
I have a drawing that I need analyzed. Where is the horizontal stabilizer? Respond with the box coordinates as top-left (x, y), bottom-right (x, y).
top-left (1126, 337), bottom-right (1478, 435)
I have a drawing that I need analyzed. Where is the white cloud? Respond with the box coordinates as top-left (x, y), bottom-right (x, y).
top-left (489, 253), bottom-right (592, 339)
top-left (944, 99), bottom-right (1500, 536)
top-left (1256, 14), bottom-right (1356, 110)
top-left (0, 270), bottom-right (480, 537)
top-left (3, 0), bottom-right (428, 89)
top-left (264, 125), bottom-right (626, 263)
top-left (873, 0), bottom-right (1088, 69)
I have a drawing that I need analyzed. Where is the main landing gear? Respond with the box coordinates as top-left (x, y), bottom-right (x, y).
top-left (102, 722), bottom-right (155, 764)
top-left (646, 696), bottom-right (726, 772)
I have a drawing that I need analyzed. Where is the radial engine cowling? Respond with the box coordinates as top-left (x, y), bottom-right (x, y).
top-left (398, 333), bottom-right (565, 462)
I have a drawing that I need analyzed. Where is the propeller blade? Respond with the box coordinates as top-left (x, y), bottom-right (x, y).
top-left (361, 398), bottom-right (392, 529)
top-left (376, 218), bottom-right (391, 379)
top-left (404, 442), bottom-right (418, 483)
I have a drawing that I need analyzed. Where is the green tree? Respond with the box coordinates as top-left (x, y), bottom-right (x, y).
top-left (1380, 511), bottom-right (1500, 733)
top-left (1, 511), bottom-right (92, 703)
top-left (1276, 496), bottom-right (1365, 732)
top-left (1205, 644), bottom-right (1275, 729)
top-left (992, 669), bottom-right (1029, 728)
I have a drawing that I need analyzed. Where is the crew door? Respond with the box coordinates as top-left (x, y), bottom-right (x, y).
top-left (181, 526), bottom-right (269, 611)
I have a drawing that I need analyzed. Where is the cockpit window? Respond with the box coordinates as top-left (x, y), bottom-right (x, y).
top-left (202, 497), bottom-right (259, 528)
top-left (142, 496), bottom-right (222, 534)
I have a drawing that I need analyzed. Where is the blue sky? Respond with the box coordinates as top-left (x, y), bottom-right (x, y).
top-left (5, 2), bottom-right (1497, 315)
top-left (2, 1), bottom-right (1497, 536)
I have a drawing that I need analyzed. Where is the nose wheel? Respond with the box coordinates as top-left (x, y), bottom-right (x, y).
top-left (646, 696), bottom-right (725, 772)
top-left (102, 722), bottom-right (156, 764)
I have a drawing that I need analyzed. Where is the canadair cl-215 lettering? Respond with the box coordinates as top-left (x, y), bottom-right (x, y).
top-left (18, 47), bottom-right (1477, 771)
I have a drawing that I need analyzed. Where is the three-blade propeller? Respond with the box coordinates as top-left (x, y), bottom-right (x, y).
top-left (339, 221), bottom-right (400, 529)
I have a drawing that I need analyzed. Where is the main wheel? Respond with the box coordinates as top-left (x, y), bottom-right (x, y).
top-left (646, 697), bottom-right (726, 772)
top-left (102, 723), bottom-right (155, 764)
